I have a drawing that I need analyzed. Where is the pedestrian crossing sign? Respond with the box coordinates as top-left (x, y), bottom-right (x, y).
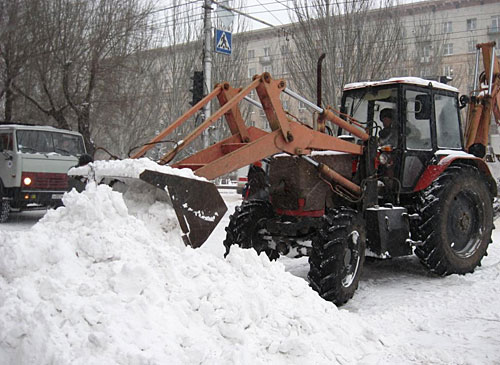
top-left (215, 29), bottom-right (232, 55)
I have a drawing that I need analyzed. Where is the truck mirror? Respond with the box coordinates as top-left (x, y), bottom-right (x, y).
top-left (459, 95), bottom-right (470, 109)
top-left (414, 94), bottom-right (431, 120)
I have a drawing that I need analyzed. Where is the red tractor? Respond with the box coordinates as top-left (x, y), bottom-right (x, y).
top-left (114, 43), bottom-right (499, 305)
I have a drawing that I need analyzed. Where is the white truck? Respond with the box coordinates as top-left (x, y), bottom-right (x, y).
top-left (0, 124), bottom-right (87, 222)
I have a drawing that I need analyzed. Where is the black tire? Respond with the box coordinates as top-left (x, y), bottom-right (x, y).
top-left (308, 207), bottom-right (366, 306)
top-left (223, 199), bottom-right (279, 260)
top-left (0, 200), bottom-right (9, 223)
top-left (415, 164), bottom-right (494, 275)
top-left (0, 183), bottom-right (10, 223)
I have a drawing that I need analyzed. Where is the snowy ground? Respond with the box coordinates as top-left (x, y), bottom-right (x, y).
top-left (1, 162), bottom-right (499, 364)
top-left (212, 192), bottom-right (500, 365)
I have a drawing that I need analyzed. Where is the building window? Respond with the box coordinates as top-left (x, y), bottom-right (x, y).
top-left (298, 101), bottom-right (306, 112)
top-left (466, 18), bottom-right (477, 31)
top-left (248, 67), bottom-right (256, 78)
top-left (491, 16), bottom-right (500, 33)
top-left (420, 68), bottom-right (430, 78)
top-left (468, 39), bottom-right (477, 53)
top-left (263, 65), bottom-right (272, 73)
top-left (443, 65), bottom-right (453, 77)
top-left (248, 49), bottom-right (255, 59)
top-left (263, 47), bottom-right (271, 57)
top-left (420, 44), bottom-right (432, 63)
top-left (443, 43), bottom-right (453, 56)
top-left (443, 21), bottom-right (452, 34)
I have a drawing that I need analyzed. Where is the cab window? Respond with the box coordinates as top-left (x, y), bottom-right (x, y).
top-left (435, 94), bottom-right (462, 149)
top-left (344, 87), bottom-right (398, 144)
top-left (16, 130), bottom-right (85, 156)
top-left (405, 90), bottom-right (432, 150)
top-left (0, 133), bottom-right (13, 151)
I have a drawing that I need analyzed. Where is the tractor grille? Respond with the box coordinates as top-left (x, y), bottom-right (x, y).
top-left (21, 172), bottom-right (68, 190)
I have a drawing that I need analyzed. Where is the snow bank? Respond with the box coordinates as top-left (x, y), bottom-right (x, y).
top-left (0, 161), bottom-right (383, 364)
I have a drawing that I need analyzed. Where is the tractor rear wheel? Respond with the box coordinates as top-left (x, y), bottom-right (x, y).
top-left (308, 207), bottom-right (366, 306)
top-left (415, 164), bottom-right (494, 275)
top-left (223, 199), bottom-right (279, 260)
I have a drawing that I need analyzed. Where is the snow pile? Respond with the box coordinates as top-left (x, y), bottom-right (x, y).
top-left (0, 172), bottom-right (383, 364)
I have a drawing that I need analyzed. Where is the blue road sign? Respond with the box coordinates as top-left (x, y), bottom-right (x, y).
top-left (215, 29), bottom-right (232, 55)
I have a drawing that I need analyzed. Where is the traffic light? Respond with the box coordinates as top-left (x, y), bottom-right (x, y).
top-left (190, 71), bottom-right (204, 106)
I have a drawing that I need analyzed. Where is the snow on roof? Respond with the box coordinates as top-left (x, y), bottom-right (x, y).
top-left (0, 124), bottom-right (82, 136)
top-left (344, 77), bottom-right (459, 93)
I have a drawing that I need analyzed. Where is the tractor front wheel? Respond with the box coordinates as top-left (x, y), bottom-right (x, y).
top-left (415, 164), bottom-right (494, 275)
top-left (308, 207), bottom-right (366, 306)
top-left (223, 199), bottom-right (279, 260)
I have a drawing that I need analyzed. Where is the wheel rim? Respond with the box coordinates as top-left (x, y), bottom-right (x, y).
top-left (447, 189), bottom-right (482, 258)
top-left (249, 216), bottom-right (273, 254)
top-left (342, 230), bottom-right (361, 287)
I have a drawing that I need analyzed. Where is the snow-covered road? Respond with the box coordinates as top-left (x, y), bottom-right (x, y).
top-left (1, 182), bottom-right (499, 364)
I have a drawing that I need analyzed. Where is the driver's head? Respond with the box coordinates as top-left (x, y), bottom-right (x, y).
top-left (380, 108), bottom-right (394, 128)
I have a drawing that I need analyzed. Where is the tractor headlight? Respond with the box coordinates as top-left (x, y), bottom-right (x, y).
top-left (379, 152), bottom-right (389, 165)
top-left (23, 176), bottom-right (32, 186)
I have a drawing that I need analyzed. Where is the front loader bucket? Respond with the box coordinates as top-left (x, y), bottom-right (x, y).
top-left (139, 169), bottom-right (227, 248)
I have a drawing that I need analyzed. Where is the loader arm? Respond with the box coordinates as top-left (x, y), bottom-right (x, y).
top-left (138, 72), bottom-right (367, 189)
top-left (132, 72), bottom-right (369, 248)
top-left (465, 42), bottom-right (500, 156)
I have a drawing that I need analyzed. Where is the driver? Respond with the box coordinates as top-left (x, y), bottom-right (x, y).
top-left (378, 108), bottom-right (398, 146)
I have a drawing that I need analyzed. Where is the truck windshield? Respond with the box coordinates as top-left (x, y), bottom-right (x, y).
top-left (16, 130), bottom-right (85, 156)
top-left (343, 87), bottom-right (398, 137)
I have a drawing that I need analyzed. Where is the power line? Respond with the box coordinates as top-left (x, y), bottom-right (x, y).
top-left (211, 0), bottom-right (281, 29)
top-left (150, 0), bottom-right (202, 14)
top-left (255, 0), bottom-right (286, 26)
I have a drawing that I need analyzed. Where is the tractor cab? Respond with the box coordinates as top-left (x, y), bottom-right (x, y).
top-left (341, 77), bottom-right (463, 194)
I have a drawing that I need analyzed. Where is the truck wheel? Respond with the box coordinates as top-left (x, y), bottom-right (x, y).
top-left (415, 164), bottom-right (494, 275)
top-left (0, 182), bottom-right (10, 223)
top-left (0, 200), bottom-right (9, 223)
top-left (223, 199), bottom-right (278, 260)
top-left (308, 207), bottom-right (366, 306)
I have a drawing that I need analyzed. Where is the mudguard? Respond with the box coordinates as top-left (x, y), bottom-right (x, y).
top-left (413, 154), bottom-right (497, 196)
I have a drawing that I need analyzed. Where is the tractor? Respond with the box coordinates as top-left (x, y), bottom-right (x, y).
top-left (81, 42), bottom-right (500, 305)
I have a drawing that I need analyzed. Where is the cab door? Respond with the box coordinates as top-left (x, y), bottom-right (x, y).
top-left (0, 132), bottom-right (16, 188)
top-left (399, 86), bottom-right (435, 191)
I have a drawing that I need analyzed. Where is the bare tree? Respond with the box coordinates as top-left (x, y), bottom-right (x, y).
top-left (284, 0), bottom-right (406, 108)
top-left (91, 0), bottom-right (204, 159)
top-left (407, 12), bottom-right (451, 80)
top-left (0, 0), bottom-right (33, 123)
top-left (14, 0), bottom-right (155, 154)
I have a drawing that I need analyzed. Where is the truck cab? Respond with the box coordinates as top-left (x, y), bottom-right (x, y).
top-left (0, 124), bottom-right (86, 222)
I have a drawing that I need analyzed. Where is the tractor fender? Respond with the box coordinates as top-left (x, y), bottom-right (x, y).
top-left (413, 154), bottom-right (497, 196)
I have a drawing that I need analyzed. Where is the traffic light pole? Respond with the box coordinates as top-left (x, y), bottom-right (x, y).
top-left (202, 0), bottom-right (212, 148)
